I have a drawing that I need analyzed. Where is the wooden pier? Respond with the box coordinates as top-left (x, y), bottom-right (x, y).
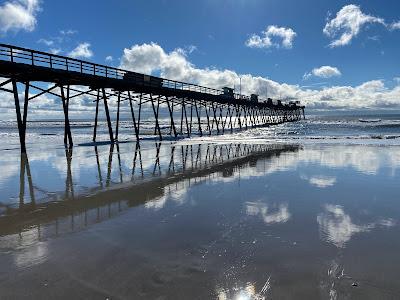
top-left (0, 44), bottom-right (305, 153)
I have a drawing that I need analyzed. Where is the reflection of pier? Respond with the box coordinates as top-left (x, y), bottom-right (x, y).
top-left (0, 44), bottom-right (305, 153)
top-left (0, 142), bottom-right (300, 239)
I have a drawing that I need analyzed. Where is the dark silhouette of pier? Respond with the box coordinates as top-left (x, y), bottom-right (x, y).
top-left (0, 44), bottom-right (305, 153)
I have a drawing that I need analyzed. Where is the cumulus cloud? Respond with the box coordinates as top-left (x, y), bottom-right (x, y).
top-left (120, 42), bottom-right (400, 109)
top-left (105, 55), bottom-right (113, 62)
top-left (245, 25), bottom-right (297, 49)
top-left (0, 0), bottom-right (40, 34)
top-left (68, 43), bottom-right (93, 59)
top-left (390, 21), bottom-right (400, 30)
top-left (323, 4), bottom-right (385, 47)
top-left (304, 66), bottom-right (342, 80)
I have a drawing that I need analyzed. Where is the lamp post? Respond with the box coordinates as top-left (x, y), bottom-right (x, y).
top-left (239, 76), bottom-right (242, 99)
top-left (237, 75), bottom-right (242, 99)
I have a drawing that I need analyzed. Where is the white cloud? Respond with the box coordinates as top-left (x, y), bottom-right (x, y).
top-left (323, 4), bottom-right (385, 47)
top-left (0, 0), bottom-right (40, 34)
top-left (60, 29), bottom-right (77, 35)
top-left (105, 55), bottom-right (113, 62)
top-left (186, 45), bottom-right (197, 54)
top-left (38, 38), bottom-right (54, 46)
top-left (304, 66), bottom-right (342, 80)
top-left (36, 29), bottom-right (79, 55)
top-left (120, 43), bottom-right (166, 74)
top-left (245, 25), bottom-right (297, 49)
top-left (68, 43), bottom-right (93, 59)
top-left (120, 42), bottom-right (400, 109)
top-left (390, 21), bottom-right (400, 30)
top-left (49, 48), bottom-right (61, 55)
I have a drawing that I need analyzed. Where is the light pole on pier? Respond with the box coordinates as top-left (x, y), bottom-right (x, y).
top-left (239, 76), bottom-right (242, 99)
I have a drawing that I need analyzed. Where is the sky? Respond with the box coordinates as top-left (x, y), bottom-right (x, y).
top-left (1, 0), bottom-right (400, 117)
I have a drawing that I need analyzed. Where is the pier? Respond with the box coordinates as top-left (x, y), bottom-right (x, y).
top-left (0, 44), bottom-right (305, 153)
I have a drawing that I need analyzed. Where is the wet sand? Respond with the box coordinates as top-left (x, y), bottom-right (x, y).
top-left (1, 141), bottom-right (400, 299)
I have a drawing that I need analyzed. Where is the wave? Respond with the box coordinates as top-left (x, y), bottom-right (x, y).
top-left (359, 118), bottom-right (381, 123)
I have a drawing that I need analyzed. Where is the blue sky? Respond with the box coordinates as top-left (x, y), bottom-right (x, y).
top-left (1, 0), bottom-right (400, 112)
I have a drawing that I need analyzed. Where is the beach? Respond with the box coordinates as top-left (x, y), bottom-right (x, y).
top-left (2, 0), bottom-right (400, 298)
top-left (0, 115), bottom-right (400, 299)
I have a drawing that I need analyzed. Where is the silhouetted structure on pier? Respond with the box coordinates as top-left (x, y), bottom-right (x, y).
top-left (0, 44), bottom-right (305, 153)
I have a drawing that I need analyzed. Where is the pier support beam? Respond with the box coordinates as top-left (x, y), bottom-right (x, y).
top-left (93, 89), bottom-right (100, 142)
top-left (204, 104), bottom-right (211, 135)
top-left (60, 85), bottom-right (73, 147)
top-left (166, 97), bottom-right (177, 138)
top-left (150, 94), bottom-right (162, 140)
top-left (12, 80), bottom-right (30, 153)
top-left (115, 92), bottom-right (121, 141)
top-left (212, 103), bottom-right (220, 134)
top-left (195, 102), bottom-right (202, 136)
top-left (102, 88), bottom-right (114, 144)
top-left (137, 93), bottom-right (142, 138)
top-left (182, 99), bottom-right (190, 137)
top-left (128, 91), bottom-right (140, 141)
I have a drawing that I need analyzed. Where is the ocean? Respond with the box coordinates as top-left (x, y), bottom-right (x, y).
top-left (2, 112), bottom-right (400, 150)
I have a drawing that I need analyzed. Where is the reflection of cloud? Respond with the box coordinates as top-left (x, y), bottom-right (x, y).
top-left (309, 176), bottom-right (336, 188)
top-left (263, 146), bottom-right (400, 176)
top-left (317, 205), bottom-right (369, 248)
top-left (11, 227), bottom-right (49, 268)
top-left (246, 201), bottom-right (291, 224)
top-left (317, 204), bottom-right (395, 248)
top-left (144, 195), bottom-right (167, 210)
top-left (301, 174), bottom-right (336, 188)
top-left (144, 181), bottom-right (189, 210)
top-left (14, 242), bottom-right (48, 268)
top-left (209, 145), bottom-right (400, 179)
